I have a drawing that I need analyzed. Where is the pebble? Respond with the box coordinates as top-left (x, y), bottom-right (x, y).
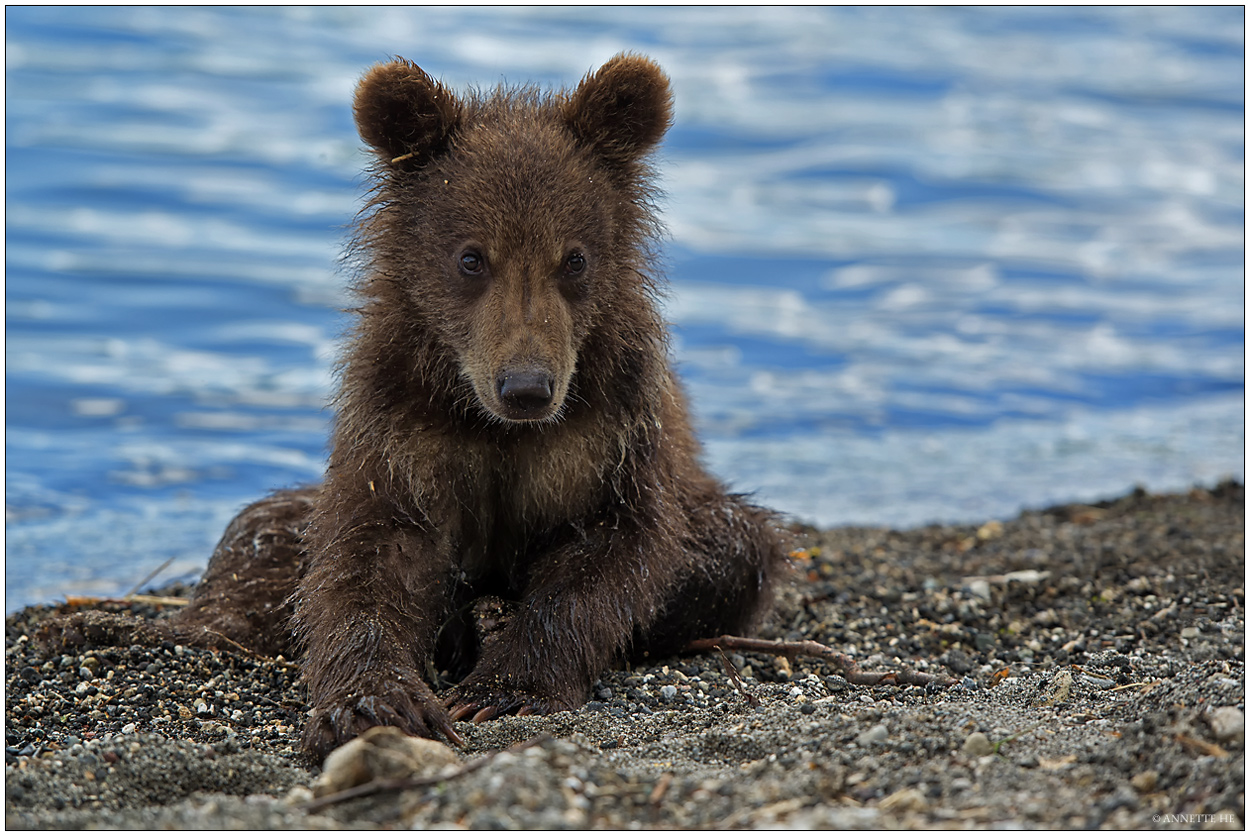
top-left (1130, 770), bottom-right (1158, 793)
top-left (856, 724), bottom-right (888, 746)
top-left (879, 786), bottom-right (927, 813)
top-left (659, 685), bottom-right (677, 702)
top-left (962, 732), bottom-right (995, 757)
top-left (1206, 706), bottom-right (1244, 744)
top-left (314, 726), bottom-right (460, 797)
top-left (966, 579), bottom-right (992, 600)
top-left (1181, 626), bottom-right (1201, 639)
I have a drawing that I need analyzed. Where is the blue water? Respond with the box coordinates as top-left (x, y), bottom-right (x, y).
top-left (6, 7), bottom-right (1244, 611)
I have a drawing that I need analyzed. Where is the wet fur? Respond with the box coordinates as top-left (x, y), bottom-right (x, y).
top-left (39, 54), bottom-right (787, 761)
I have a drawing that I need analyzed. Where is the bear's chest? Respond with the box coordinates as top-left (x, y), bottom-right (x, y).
top-left (446, 423), bottom-right (620, 582)
top-left (495, 422), bottom-right (619, 527)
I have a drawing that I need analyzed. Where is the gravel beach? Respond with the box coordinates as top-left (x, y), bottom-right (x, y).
top-left (6, 482), bottom-right (1244, 829)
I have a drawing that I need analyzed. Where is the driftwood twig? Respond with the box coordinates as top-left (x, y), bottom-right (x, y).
top-left (714, 645), bottom-right (761, 707)
top-left (64, 594), bottom-right (191, 608)
top-left (124, 556), bottom-right (176, 598)
top-left (648, 771), bottom-right (674, 807)
top-left (685, 635), bottom-right (958, 689)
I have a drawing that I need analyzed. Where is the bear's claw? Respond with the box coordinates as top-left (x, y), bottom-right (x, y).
top-left (444, 683), bottom-right (574, 724)
top-left (303, 676), bottom-right (464, 761)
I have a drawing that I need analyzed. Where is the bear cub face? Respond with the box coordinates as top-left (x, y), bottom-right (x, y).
top-left (353, 56), bottom-right (673, 425)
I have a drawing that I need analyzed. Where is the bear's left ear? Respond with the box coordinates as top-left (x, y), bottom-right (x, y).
top-left (562, 54), bottom-right (673, 166)
top-left (354, 58), bottom-right (462, 171)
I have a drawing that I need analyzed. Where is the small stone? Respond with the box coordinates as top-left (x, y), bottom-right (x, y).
top-left (285, 786), bottom-right (315, 806)
top-left (1181, 626), bottom-right (1200, 639)
top-left (1130, 770), bottom-right (1158, 793)
top-left (1207, 707), bottom-right (1244, 744)
top-left (659, 685), bottom-right (678, 702)
top-left (856, 724), bottom-right (888, 746)
top-left (967, 579), bottom-right (991, 600)
top-left (976, 520), bottom-right (1003, 541)
top-left (121, 723), bottom-right (136, 735)
top-left (1003, 569), bottom-right (1046, 584)
top-left (880, 786), bottom-right (927, 813)
top-left (962, 732), bottom-right (995, 757)
top-left (314, 726), bottom-right (461, 797)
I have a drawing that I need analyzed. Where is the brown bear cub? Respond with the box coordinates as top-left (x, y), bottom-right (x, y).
top-left (52, 54), bottom-right (787, 760)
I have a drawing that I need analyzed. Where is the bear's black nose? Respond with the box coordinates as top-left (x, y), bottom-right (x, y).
top-left (497, 370), bottom-right (554, 416)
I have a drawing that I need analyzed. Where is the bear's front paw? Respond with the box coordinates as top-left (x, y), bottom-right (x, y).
top-left (303, 674), bottom-right (463, 761)
top-left (444, 678), bottom-right (580, 724)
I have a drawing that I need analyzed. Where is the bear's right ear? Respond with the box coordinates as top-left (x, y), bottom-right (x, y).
top-left (353, 59), bottom-right (461, 171)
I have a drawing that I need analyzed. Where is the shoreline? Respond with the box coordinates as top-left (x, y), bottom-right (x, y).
top-left (6, 482), bottom-right (1244, 829)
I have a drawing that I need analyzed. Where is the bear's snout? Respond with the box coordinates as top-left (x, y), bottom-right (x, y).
top-left (496, 368), bottom-right (556, 420)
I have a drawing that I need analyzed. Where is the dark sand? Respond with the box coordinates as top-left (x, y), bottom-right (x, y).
top-left (6, 482), bottom-right (1244, 829)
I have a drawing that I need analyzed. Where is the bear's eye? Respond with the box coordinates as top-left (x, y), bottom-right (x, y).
top-left (564, 251), bottom-right (586, 275)
top-left (458, 250), bottom-right (484, 276)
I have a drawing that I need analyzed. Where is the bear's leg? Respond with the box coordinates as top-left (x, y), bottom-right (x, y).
top-left (35, 487), bottom-right (316, 657)
top-left (166, 486), bottom-right (317, 656)
top-left (294, 482), bottom-right (465, 760)
top-left (443, 506), bottom-right (705, 723)
top-left (636, 489), bottom-right (789, 659)
top-left (444, 488), bottom-right (785, 723)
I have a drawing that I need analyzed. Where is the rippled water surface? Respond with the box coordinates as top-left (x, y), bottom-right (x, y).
top-left (6, 7), bottom-right (1244, 610)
